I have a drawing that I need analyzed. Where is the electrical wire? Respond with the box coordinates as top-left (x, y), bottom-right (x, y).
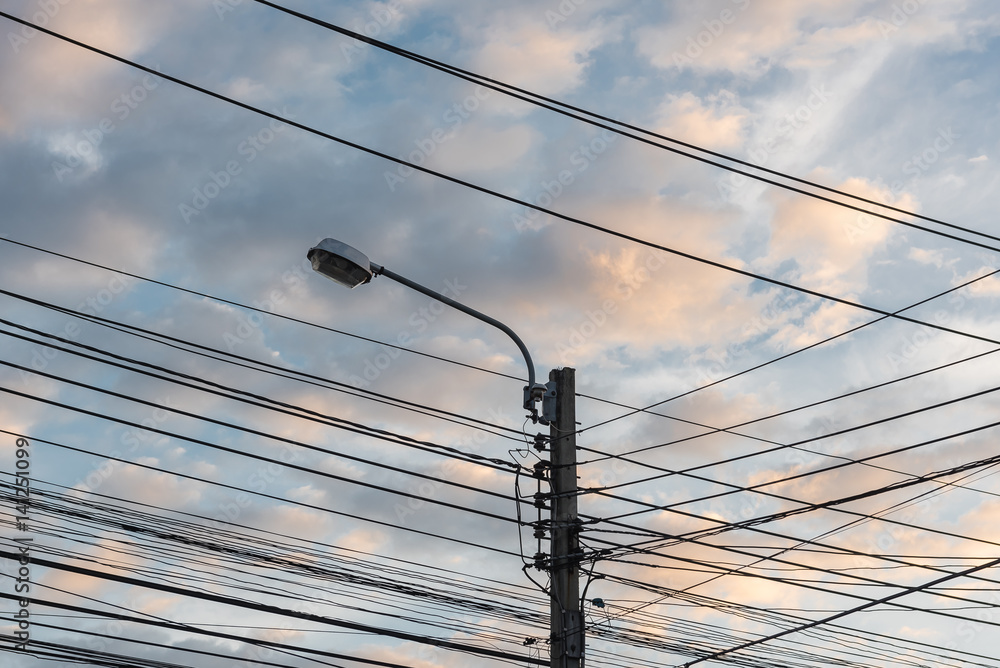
top-left (0, 549), bottom-right (546, 665)
top-left (0, 377), bottom-right (524, 535)
top-left (579, 378), bottom-right (1000, 520)
top-left (680, 555), bottom-right (1000, 667)
top-left (1, 9), bottom-right (992, 664)
top-left (251, 1), bottom-right (998, 248)
top-left (0, 463), bottom-right (538, 597)
top-left (0, 280), bottom-right (527, 445)
top-left (0, 318), bottom-right (523, 469)
top-left (0, 430), bottom-right (524, 558)
top-left (575, 267), bottom-right (1000, 440)
top-left (1, 13), bottom-right (997, 357)
top-left (597, 574), bottom-right (1000, 668)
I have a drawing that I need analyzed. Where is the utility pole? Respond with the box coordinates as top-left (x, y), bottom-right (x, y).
top-left (548, 367), bottom-right (582, 668)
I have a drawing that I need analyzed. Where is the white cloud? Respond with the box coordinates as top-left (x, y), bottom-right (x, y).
top-left (3, 0), bottom-right (1000, 663)
top-left (655, 91), bottom-right (749, 150)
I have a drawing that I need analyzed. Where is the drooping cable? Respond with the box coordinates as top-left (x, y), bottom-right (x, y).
top-left (250, 1), bottom-right (998, 247)
top-left (1, 14), bottom-right (997, 354)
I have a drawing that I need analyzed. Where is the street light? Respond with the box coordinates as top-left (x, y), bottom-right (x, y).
top-left (307, 236), bottom-right (583, 667)
top-left (308, 237), bottom-right (548, 421)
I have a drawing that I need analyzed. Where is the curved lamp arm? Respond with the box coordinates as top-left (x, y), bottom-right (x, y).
top-left (306, 238), bottom-right (545, 422)
top-left (372, 262), bottom-right (545, 421)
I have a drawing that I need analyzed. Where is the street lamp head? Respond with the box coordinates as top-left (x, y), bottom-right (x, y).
top-left (306, 236), bottom-right (546, 422)
top-left (307, 238), bottom-right (376, 289)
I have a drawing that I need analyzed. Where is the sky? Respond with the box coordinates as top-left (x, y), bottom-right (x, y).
top-left (2, 0), bottom-right (1000, 666)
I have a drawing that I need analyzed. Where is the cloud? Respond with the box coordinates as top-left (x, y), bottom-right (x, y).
top-left (760, 177), bottom-right (913, 297)
top-left (469, 12), bottom-right (617, 96)
top-left (432, 121), bottom-right (540, 174)
top-left (636, 0), bottom-right (989, 76)
top-left (3, 1), bottom-right (1000, 664)
top-left (655, 91), bottom-right (749, 150)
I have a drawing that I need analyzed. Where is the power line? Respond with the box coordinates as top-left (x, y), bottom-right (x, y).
top-left (3, 9), bottom-right (996, 664)
top-left (0, 236), bottom-right (524, 387)
top-left (0, 316), bottom-right (523, 468)
top-left (251, 1), bottom-right (998, 248)
top-left (15, 464), bottom-right (968, 668)
top-left (583, 377), bottom-right (1000, 502)
top-left (3, 523), bottom-right (543, 650)
top-left (576, 267), bottom-right (1000, 439)
top-left (0, 549), bottom-right (546, 665)
top-left (579, 421), bottom-right (1000, 577)
top-left (598, 401), bottom-right (1000, 529)
top-left (0, 470), bottom-right (988, 668)
top-left (681, 555), bottom-right (1000, 667)
top-left (8, 240), bottom-right (996, 505)
top-left (0, 594), bottom-right (423, 668)
top-left (586, 531), bottom-right (1000, 631)
top-left (13, 360), bottom-right (992, 652)
top-left (0, 619), bottom-right (353, 668)
top-left (0, 380), bottom-right (524, 526)
top-left (2, 14), bottom-right (998, 355)
top-left (598, 574), bottom-right (1000, 668)
top-left (587, 462), bottom-right (1000, 608)
top-left (0, 458), bottom-right (527, 567)
top-left (0, 274), bottom-right (523, 446)
top-left (0, 237), bottom-right (673, 442)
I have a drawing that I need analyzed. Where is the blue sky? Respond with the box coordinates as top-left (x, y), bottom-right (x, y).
top-left (2, 1), bottom-right (1000, 666)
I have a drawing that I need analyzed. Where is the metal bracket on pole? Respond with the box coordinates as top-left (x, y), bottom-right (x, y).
top-left (525, 382), bottom-right (549, 424)
top-left (541, 380), bottom-right (558, 425)
top-left (564, 611), bottom-right (583, 659)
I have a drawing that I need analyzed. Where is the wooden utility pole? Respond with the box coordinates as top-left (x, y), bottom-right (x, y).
top-left (549, 367), bottom-right (582, 668)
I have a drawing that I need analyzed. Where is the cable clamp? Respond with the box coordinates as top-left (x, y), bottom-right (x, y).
top-left (532, 433), bottom-right (549, 452)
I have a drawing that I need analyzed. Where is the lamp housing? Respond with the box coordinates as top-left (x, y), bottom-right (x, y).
top-left (307, 238), bottom-right (374, 289)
